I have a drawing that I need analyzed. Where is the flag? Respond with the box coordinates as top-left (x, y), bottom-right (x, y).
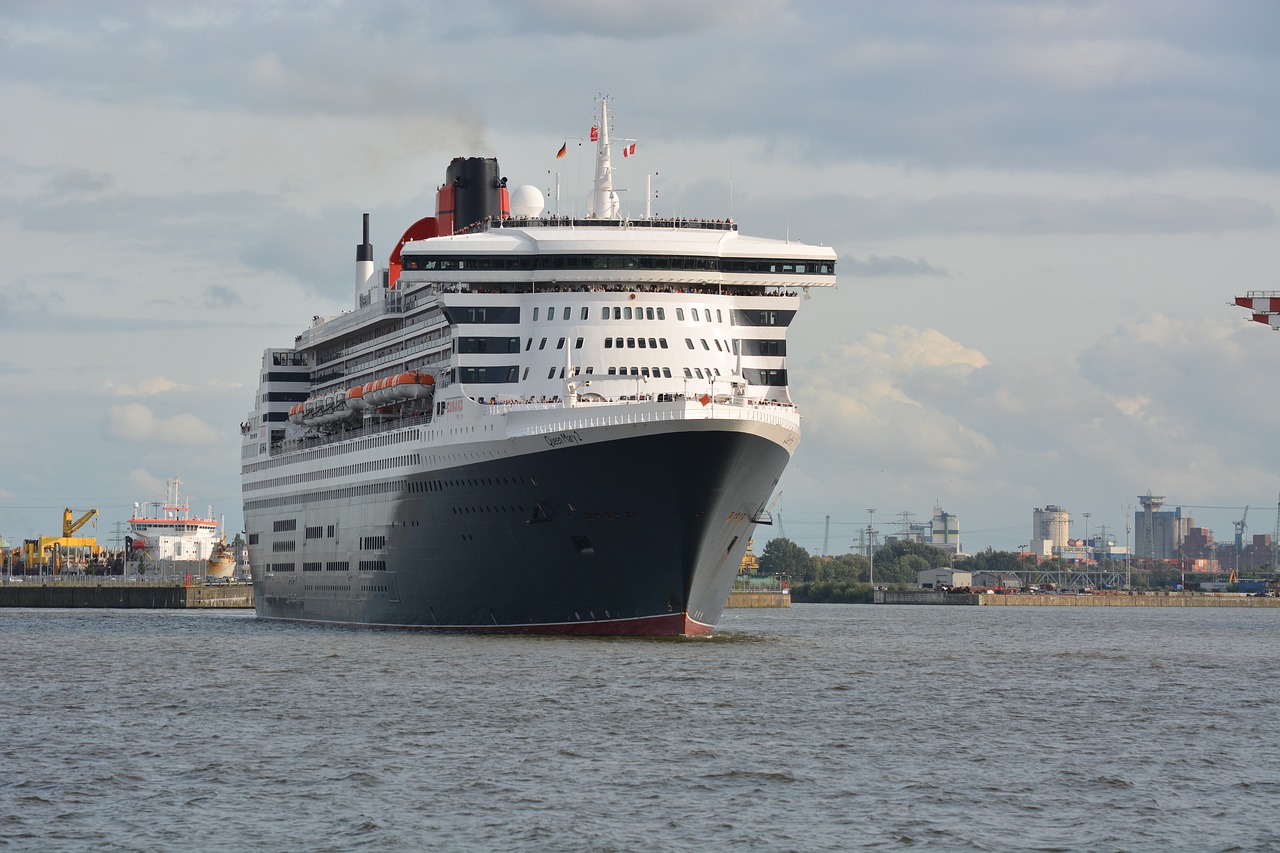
top-left (622, 143), bottom-right (636, 157)
top-left (590, 125), bottom-right (599, 142)
top-left (699, 393), bottom-right (710, 406)
top-left (555, 142), bottom-right (567, 159)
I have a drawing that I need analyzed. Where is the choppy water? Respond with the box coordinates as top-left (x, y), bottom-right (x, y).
top-left (2, 604), bottom-right (1278, 852)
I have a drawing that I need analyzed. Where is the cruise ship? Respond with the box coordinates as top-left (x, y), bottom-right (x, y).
top-left (240, 100), bottom-right (836, 635)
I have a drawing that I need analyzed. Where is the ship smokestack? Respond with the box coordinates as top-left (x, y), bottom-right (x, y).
top-left (355, 213), bottom-right (376, 305)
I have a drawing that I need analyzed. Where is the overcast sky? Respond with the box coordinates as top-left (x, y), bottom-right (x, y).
top-left (2, 0), bottom-right (1277, 556)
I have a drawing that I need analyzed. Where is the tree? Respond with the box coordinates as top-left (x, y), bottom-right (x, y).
top-left (759, 537), bottom-right (814, 583)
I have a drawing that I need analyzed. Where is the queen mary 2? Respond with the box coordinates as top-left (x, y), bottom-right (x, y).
top-left (240, 99), bottom-right (836, 635)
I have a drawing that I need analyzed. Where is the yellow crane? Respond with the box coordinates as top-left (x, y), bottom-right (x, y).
top-left (17, 508), bottom-right (102, 573)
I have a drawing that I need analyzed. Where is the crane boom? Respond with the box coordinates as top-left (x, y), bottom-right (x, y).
top-left (63, 508), bottom-right (99, 537)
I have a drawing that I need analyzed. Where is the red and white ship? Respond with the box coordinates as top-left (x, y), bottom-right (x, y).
top-left (127, 476), bottom-right (233, 578)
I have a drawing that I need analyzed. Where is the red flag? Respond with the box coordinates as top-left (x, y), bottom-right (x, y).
top-left (629, 143), bottom-right (636, 156)
top-left (590, 126), bottom-right (599, 142)
top-left (555, 143), bottom-right (566, 159)
top-left (699, 394), bottom-right (710, 406)
top-left (623, 147), bottom-right (629, 158)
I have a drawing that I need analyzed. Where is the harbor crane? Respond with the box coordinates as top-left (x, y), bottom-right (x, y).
top-left (1232, 507), bottom-right (1248, 584)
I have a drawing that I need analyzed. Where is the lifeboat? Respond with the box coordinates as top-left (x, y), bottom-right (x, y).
top-left (288, 403), bottom-right (306, 425)
top-left (346, 384), bottom-right (368, 411)
top-left (391, 371), bottom-right (435, 401)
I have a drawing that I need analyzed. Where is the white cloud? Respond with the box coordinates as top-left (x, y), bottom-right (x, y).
top-left (102, 403), bottom-right (221, 447)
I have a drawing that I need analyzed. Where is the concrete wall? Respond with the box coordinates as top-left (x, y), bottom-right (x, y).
top-left (0, 583), bottom-right (253, 609)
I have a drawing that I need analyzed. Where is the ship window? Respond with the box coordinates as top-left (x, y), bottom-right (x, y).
top-left (548, 367), bottom-right (556, 379)
top-left (716, 310), bottom-right (723, 323)
top-left (648, 338), bottom-right (657, 348)
top-left (690, 308), bottom-right (700, 321)
top-left (646, 308), bottom-right (654, 320)
top-left (657, 308), bottom-right (665, 320)
top-left (604, 338), bottom-right (613, 349)
top-left (641, 368), bottom-right (650, 378)
top-left (559, 368), bottom-right (565, 378)
top-left (630, 367), bottom-right (639, 375)
top-left (533, 307), bottom-right (539, 321)
top-left (659, 339), bottom-right (668, 349)
top-left (662, 368), bottom-right (672, 378)
top-left (557, 337), bottom-right (566, 349)
top-left (624, 307), bottom-right (633, 320)
top-left (547, 307), bottom-right (555, 321)
top-left (637, 338), bottom-right (646, 349)
top-left (701, 340), bottom-right (710, 350)
top-left (683, 368), bottom-right (692, 378)
top-left (585, 367), bottom-right (594, 374)
top-left (601, 307), bottom-right (610, 319)
top-left (685, 338), bottom-right (694, 349)
top-left (608, 368), bottom-right (617, 375)
top-left (522, 367), bottom-right (529, 380)
top-left (525, 338), bottom-right (533, 351)
top-left (539, 338), bottom-right (547, 350)
top-left (581, 307), bottom-right (589, 320)
top-left (563, 307), bottom-right (571, 320)
top-left (714, 367), bottom-right (722, 376)
top-left (626, 338), bottom-right (635, 348)
top-left (714, 340), bottom-right (723, 352)
top-left (575, 337), bottom-right (584, 349)
top-left (613, 307), bottom-right (621, 319)
top-left (676, 308), bottom-right (685, 321)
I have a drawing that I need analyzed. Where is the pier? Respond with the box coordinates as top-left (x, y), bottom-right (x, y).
top-left (875, 590), bottom-right (1280, 607)
top-left (0, 579), bottom-right (253, 609)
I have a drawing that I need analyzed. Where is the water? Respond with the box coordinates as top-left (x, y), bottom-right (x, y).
top-left (2, 604), bottom-right (1278, 852)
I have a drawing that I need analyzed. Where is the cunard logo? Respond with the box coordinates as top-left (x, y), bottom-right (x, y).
top-left (544, 430), bottom-right (584, 448)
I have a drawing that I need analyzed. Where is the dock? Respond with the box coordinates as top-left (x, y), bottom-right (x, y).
top-left (875, 590), bottom-right (1280, 607)
top-left (0, 579), bottom-right (253, 609)
top-left (726, 589), bottom-right (791, 608)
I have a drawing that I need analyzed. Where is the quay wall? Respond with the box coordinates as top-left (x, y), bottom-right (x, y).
top-left (0, 582), bottom-right (253, 609)
top-left (876, 590), bottom-right (1280, 608)
top-left (726, 590), bottom-right (791, 609)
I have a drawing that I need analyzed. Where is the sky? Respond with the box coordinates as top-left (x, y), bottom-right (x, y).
top-left (1, 0), bottom-right (1278, 557)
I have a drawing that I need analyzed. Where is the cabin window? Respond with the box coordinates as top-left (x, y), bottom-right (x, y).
top-left (547, 307), bottom-right (555, 321)
top-left (646, 308), bottom-right (654, 320)
top-left (533, 307), bottom-right (539, 321)
top-left (525, 338), bottom-right (533, 351)
top-left (627, 338), bottom-right (636, 348)
top-left (624, 307), bottom-right (633, 320)
top-left (683, 368), bottom-right (692, 378)
top-left (601, 307), bottom-right (610, 319)
top-left (581, 307), bottom-right (589, 320)
top-left (659, 339), bottom-right (668, 349)
top-left (662, 368), bottom-right (672, 378)
top-left (608, 368), bottom-right (617, 375)
top-left (522, 367), bottom-right (530, 380)
top-left (557, 337), bottom-right (566, 349)
top-left (695, 368), bottom-right (705, 379)
top-left (648, 338), bottom-right (657, 349)
top-left (714, 340), bottom-right (723, 352)
top-left (638, 338), bottom-right (647, 349)
top-left (613, 307), bottom-right (621, 319)
top-left (575, 337), bottom-right (584, 349)
top-left (604, 338), bottom-right (613, 349)
top-left (676, 308), bottom-right (684, 321)
top-left (716, 310), bottom-right (723, 323)
top-left (701, 340), bottom-right (710, 350)
top-left (641, 368), bottom-right (650, 378)
top-left (563, 307), bottom-right (571, 320)
top-left (539, 338), bottom-right (547, 350)
top-left (685, 338), bottom-right (694, 349)
top-left (585, 367), bottom-right (594, 374)
top-left (657, 308), bottom-right (665, 320)
top-left (548, 367), bottom-right (557, 379)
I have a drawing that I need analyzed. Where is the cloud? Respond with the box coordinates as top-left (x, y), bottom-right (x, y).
top-left (838, 192), bottom-right (1275, 238)
top-left (842, 254), bottom-right (949, 277)
top-left (102, 403), bottom-right (220, 446)
top-left (103, 377), bottom-right (189, 397)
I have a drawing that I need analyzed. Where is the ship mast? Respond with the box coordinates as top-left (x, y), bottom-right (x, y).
top-left (587, 97), bottom-right (620, 220)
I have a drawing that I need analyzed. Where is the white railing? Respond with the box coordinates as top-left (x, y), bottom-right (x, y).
top-left (504, 399), bottom-right (799, 438)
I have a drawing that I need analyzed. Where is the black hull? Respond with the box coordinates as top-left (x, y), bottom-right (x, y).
top-left (249, 425), bottom-right (789, 635)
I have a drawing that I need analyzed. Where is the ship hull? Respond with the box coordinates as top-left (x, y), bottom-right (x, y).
top-left (249, 421), bottom-right (790, 636)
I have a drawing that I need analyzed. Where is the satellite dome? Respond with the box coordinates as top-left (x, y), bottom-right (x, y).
top-left (510, 185), bottom-right (545, 218)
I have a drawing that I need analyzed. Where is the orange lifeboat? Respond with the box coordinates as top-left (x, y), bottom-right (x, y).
top-left (346, 384), bottom-right (368, 411)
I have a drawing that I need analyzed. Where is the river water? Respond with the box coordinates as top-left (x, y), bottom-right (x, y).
top-left (2, 604), bottom-right (1277, 852)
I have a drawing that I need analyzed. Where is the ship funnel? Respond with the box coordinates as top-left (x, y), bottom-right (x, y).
top-left (355, 213), bottom-right (376, 305)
